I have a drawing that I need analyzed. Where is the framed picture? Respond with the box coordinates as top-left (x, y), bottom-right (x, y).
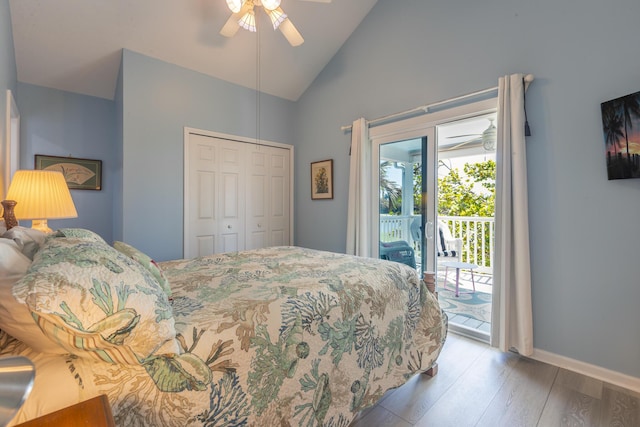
top-left (35, 155), bottom-right (102, 190)
top-left (311, 159), bottom-right (333, 200)
top-left (601, 90), bottom-right (640, 180)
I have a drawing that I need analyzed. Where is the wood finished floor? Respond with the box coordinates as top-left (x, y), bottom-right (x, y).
top-left (351, 333), bottom-right (639, 427)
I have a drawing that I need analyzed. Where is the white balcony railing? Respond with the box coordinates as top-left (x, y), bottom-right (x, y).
top-left (380, 215), bottom-right (495, 274)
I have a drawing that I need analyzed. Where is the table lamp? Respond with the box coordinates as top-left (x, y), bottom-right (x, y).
top-left (0, 356), bottom-right (35, 427)
top-left (2, 170), bottom-right (78, 233)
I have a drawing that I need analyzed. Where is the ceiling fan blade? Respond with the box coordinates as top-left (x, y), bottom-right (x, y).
top-left (279, 18), bottom-right (304, 46)
top-left (440, 137), bottom-right (482, 152)
top-left (220, 1), bottom-right (254, 37)
top-left (220, 14), bottom-right (241, 37)
top-left (446, 133), bottom-right (481, 139)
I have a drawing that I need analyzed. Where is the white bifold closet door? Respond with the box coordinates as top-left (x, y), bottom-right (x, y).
top-left (245, 144), bottom-right (290, 250)
top-left (184, 132), bottom-right (291, 259)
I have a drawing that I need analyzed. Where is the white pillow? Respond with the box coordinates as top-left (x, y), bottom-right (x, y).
top-left (2, 227), bottom-right (47, 260)
top-left (0, 238), bottom-right (66, 354)
top-left (0, 238), bottom-right (31, 274)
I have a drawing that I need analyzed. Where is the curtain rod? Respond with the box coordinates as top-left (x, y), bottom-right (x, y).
top-left (340, 85), bottom-right (499, 132)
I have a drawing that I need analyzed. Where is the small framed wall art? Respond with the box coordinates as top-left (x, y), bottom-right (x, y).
top-left (601, 90), bottom-right (640, 180)
top-left (311, 159), bottom-right (333, 200)
top-left (35, 155), bottom-right (102, 190)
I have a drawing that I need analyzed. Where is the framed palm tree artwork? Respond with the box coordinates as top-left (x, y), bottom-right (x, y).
top-left (311, 159), bottom-right (333, 200)
top-left (601, 90), bottom-right (640, 180)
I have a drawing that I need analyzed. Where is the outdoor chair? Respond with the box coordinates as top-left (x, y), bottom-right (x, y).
top-left (379, 240), bottom-right (416, 269)
top-left (410, 218), bottom-right (462, 263)
top-left (436, 220), bottom-right (462, 262)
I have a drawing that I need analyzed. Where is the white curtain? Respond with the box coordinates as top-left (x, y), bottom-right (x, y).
top-left (346, 118), bottom-right (372, 257)
top-left (491, 73), bottom-right (534, 356)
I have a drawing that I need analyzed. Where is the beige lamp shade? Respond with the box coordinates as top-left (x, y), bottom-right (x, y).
top-left (5, 170), bottom-right (78, 232)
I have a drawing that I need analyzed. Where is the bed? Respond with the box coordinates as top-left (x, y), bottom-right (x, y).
top-left (0, 227), bottom-right (447, 426)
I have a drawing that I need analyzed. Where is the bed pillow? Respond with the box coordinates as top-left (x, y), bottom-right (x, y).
top-left (2, 226), bottom-right (47, 260)
top-left (0, 238), bottom-right (66, 354)
top-left (0, 238), bottom-right (31, 275)
top-left (12, 237), bottom-right (180, 365)
top-left (113, 241), bottom-right (172, 297)
top-left (53, 228), bottom-right (106, 244)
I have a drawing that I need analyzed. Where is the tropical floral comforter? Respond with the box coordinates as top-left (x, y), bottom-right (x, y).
top-left (3, 246), bottom-right (446, 426)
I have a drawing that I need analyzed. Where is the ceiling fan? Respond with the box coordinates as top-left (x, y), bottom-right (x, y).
top-left (220, 0), bottom-right (331, 47)
top-left (442, 118), bottom-right (497, 152)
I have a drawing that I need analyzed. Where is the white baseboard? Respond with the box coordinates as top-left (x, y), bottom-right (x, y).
top-left (530, 348), bottom-right (640, 394)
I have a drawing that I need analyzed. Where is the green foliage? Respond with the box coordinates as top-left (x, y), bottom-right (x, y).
top-left (410, 159), bottom-right (495, 217)
top-left (438, 160), bottom-right (495, 217)
top-left (379, 161), bottom-right (402, 214)
top-left (437, 159), bottom-right (496, 265)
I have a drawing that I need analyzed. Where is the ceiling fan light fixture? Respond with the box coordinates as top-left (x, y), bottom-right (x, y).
top-left (226, 0), bottom-right (245, 13)
top-left (261, 0), bottom-right (281, 11)
top-left (482, 118), bottom-right (497, 151)
top-left (267, 7), bottom-right (287, 30)
top-left (239, 8), bottom-right (257, 32)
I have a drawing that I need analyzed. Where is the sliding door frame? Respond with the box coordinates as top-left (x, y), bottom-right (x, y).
top-left (369, 98), bottom-right (497, 261)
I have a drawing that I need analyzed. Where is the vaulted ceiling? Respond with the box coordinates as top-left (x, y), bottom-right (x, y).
top-left (9, 0), bottom-right (378, 101)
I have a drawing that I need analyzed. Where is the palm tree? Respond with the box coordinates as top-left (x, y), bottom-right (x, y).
top-left (602, 102), bottom-right (624, 156)
top-left (380, 161), bottom-right (401, 214)
top-left (620, 94), bottom-right (640, 165)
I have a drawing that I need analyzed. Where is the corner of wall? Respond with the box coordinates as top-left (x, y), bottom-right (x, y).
top-left (113, 49), bottom-right (124, 242)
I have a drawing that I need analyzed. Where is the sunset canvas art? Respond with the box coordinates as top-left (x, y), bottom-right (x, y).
top-left (601, 90), bottom-right (640, 180)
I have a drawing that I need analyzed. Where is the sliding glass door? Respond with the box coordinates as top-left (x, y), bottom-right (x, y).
top-left (370, 98), bottom-right (497, 342)
top-left (373, 130), bottom-right (437, 275)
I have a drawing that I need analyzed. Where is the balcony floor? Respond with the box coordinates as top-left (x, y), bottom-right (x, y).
top-left (436, 270), bottom-right (492, 339)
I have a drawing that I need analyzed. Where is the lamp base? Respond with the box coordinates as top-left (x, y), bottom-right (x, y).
top-left (1, 200), bottom-right (19, 230)
top-left (31, 219), bottom-right (52, 233)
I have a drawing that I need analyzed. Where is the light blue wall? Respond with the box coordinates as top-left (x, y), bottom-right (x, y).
top-left (0, 0), bottom-right (17, 198)
top-left (120, 50), bottom-right (296, 261)
top-left (295, 0), bottom-right (640, 377)
top-left (16, 83), bottom-right (116, 243)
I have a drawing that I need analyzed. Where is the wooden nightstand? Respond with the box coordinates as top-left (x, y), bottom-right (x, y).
top-left (14, 395), bottom-right (115, 427)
